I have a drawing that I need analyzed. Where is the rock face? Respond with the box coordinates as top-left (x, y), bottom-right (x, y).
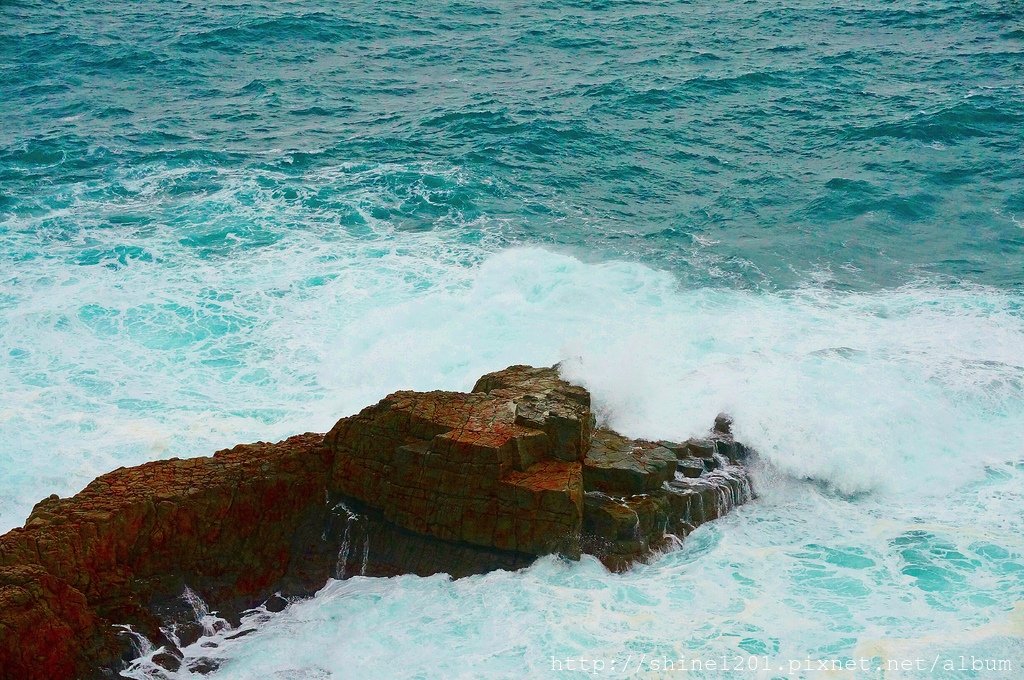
top-left (0, 434), bottom-right (336, 679)
top-left (581, 429), bottom-right (752, 570)
top-left (0, 365), bottom-right (755, 680)
top-left (326, 365), bottom-right (592, 558)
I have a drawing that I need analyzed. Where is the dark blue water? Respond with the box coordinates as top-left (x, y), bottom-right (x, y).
top-left (3, 0), bottom-right (1022, 291)
top-left (2, 1), bottom-right (1024, 678)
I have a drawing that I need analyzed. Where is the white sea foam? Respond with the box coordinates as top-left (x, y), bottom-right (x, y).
top-left (124, 463), bottom-right (1024, 678)
top-left (4, 157), bottom-right (1020, 525)
top-left (4, 238), bottom-right (1024, 678)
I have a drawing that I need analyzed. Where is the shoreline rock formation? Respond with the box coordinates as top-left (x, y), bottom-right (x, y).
top-left (0, 365), bottom-right (755, 679)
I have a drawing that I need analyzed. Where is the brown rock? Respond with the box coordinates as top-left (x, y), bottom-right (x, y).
top-left (0, 364), bottom-right (756, 678)
top-left (583, 429), bottom-right (677, 494)
top-left (0, 564), bottom-right (116, 678)
top-left (0, 433), bottom-right (333, 680)
top-left (325, 365), bottom-right (592, 556)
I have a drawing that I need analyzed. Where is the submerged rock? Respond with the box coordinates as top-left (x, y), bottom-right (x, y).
top-left (0, 364), bottom-right (755, 680)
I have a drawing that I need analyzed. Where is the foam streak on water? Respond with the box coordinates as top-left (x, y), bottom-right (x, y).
top-left (3, 0), bottom-right (1024, 676)
top-left (79, 246), bottom-right (1019, 679)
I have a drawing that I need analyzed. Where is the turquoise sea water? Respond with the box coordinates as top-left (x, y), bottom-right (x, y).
top-left (2, 0), bottom-right (1023, 677)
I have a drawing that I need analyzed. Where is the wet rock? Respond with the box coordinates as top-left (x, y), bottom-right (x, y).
top-left (731, 441), bottom-right (753, 462)
top-left (167, 620), bottom-right (204, 649)
top-left (151, 651), bottom-right (182, 672)
top-left (329, 497), bottom-right (536, 578)
top-left (714, 412), bottom-right (733, 435)
top-left (581, 492), bottom-right (674, 571)
top-left (579, 422), bottom-right (754, 570)
top-left (0, 364), bottom-right (756, 678)
top-left (583, 429), bottom-right (676, 494)
top-left (582, 493), bottom-right (642, 541)
top-left (677, 458), bottom-right (705, 478)
top-left (187, 657), bottom-right (222, 674)
top-left (714, 438), bottom-right (737, 459)
top-left (263, 593), bottom-right (288, 613)
top-left (685, 437), bottom-right (717, 458)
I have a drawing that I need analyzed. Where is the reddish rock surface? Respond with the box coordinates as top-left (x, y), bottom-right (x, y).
top-left (0, 365), bottom-right (755, 679)
top-left (0, 434), bottom-right (332, 680)
top-left (326, 365), bottom-right (591, 556)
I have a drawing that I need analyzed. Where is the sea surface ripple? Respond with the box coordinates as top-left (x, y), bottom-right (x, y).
top-left (2, 1), bottom-right (1023, 678)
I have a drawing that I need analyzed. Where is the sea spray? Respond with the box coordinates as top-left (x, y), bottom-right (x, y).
top-left (5, 0), bottom-right (1024, 675)
top-left (104, 251), bottom-right (1024, 678)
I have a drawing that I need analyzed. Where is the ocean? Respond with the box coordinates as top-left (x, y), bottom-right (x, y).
top-left (1, 0), bottom-right (1022, 677)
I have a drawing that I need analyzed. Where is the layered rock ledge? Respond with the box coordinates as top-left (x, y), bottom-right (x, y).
top-left (0, 365), bottom-right (754, 679)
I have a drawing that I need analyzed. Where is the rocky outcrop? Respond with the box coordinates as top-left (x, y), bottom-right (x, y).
top-left (326, 365), bottom-right (753, 574)
top-left (0, 434), bottom-right (335, 679)
top-left (325, 365), bottom-right (593, 558)
top-left (0, 365), bottom-right (755, 679)
top-left (581, 427), bottom-right (752, 570)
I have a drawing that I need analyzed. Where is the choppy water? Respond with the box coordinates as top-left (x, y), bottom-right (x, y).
top-left (2, 0), bottom-right (1023, 677)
